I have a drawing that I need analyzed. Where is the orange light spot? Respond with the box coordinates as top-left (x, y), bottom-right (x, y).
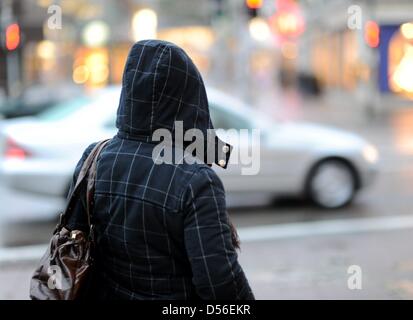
top-left (6, 23), bottom-right (20, 51)
top-left (246, 0), bottom-right (263, 9)
top-left (365, 21), bottom-right (380, 48)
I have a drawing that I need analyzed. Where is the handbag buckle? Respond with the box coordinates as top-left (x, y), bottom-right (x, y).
top-left (70, 230), bottom-right (82, 240)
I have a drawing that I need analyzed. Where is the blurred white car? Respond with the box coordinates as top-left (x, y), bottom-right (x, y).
top-left (0, 87), bottom-right (378, 209)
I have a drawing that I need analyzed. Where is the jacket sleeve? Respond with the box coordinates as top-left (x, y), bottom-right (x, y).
top-left (65, 142), bottom-right (97, 232)
top-left (182, 167), bottom-right (255, 300)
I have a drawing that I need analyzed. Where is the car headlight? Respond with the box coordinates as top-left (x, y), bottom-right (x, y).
top-left (362, 144), bottom-right (379, 163)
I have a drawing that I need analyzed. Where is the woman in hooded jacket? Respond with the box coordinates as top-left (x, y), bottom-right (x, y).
top-left (66, 40), bottom-right (254, 300)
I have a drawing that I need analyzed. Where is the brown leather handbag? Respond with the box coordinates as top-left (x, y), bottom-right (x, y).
top-left (30, 139), bottom-right (110, 300)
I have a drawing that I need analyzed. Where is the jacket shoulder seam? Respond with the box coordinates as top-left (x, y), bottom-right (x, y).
top-left (176, 165), bottom-right (215, 212)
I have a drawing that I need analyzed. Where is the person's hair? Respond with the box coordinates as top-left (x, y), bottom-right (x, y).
top-left (229, 219), bottom-right (240, 250)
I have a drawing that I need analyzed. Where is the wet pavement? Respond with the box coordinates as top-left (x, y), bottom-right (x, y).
top-left (1, 92), bottom-right (413, 299)
top-left (2, 226), bottom-right (413, 300)
top-left (241, 227), bottom-right (413, 299)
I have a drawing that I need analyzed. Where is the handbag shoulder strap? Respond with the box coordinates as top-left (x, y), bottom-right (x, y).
top-left (85, 140), bottom-right (109, 228)
top-left (57, 139), bottom-right (110, 230)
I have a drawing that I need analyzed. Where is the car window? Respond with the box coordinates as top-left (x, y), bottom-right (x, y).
top-left (103, 106), bottom-right (251, 131)
top-left (209, 104), bottom-right (251, 130)
top-left (36, 97), bottom-right (93, 121)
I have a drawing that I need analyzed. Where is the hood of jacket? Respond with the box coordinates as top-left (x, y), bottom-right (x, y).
top-left (116, 40), bottom-right (231, 168)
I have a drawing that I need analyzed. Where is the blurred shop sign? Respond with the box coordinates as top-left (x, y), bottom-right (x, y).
top-left (270, 0), bottom-right (305, 40)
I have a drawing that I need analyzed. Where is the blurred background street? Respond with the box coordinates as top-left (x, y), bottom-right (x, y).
top-left (1, 0), bottom-right (413, 299)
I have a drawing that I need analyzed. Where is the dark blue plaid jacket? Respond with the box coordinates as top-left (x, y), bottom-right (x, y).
top-left (67, 40), bottom-right (254, 300)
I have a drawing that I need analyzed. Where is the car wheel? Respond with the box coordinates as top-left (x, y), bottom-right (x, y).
top-left (307, 159), bottom-right (357, 209)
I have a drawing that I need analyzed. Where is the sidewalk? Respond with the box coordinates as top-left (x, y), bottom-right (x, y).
top-left (3, 223), bottom-right (413, 300)
top-left (0, 262), bottom-right (34, 300)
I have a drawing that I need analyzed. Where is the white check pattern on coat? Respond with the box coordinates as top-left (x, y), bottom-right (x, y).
top-left (65, 40), bottom-right (254, 300)
top-left (67, 138), bottom-right (252, 299)
top-left (129, 40), bottom-right (150, 131)
top-left (123, 141), bottom-right (142, 294)
top-left (150, 44), bottom-right (169, 131)
top-left (118, 40), bottom-right (210, 135)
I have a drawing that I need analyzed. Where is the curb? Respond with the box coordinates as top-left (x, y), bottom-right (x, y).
top-left (0, 244), bottom-right (46, 266)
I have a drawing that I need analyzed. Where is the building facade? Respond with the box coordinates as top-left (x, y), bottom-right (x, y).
top-left (298, 0), bottom-right (413, 112)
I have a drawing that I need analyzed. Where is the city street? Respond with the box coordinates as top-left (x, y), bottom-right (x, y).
top-left (1, 96), bottom-right (413, 299)
top-left (2, 0), bottom-right (413, 305)
top-left (2, 224), bottom-right (413, 299)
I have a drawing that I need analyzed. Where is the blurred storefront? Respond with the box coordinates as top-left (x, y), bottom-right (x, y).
top-left (0, 0), bottom-right (284, 109)
top-left (298, 0), bottom-right (413, 112)
top-left (4, 0), bottom-right (413, 114)
top-left (383, 23), bottom-right (413, 98)
top-left (1, 0), bottom-right (129, 97)
top-left (0, 1), bottom-right (236, 97)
